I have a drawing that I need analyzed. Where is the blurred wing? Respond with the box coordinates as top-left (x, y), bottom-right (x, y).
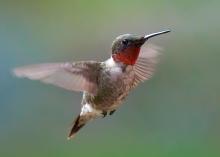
top-left (13, 61), bottom-right (100, 95)
top-left (133, 44), bottom-right (161, 87)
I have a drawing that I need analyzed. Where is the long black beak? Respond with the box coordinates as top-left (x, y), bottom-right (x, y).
top-left (144, 29), bottom-right (171, 41)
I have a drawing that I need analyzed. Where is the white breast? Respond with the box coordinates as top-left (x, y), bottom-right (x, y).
top-left (105, 57), bottom-right (123, 80)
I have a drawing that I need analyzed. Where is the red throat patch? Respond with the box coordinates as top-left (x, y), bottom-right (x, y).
top-left (112, 47), bottom-right (141, 65)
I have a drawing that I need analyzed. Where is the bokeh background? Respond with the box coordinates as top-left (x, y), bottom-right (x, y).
top-left (1, 0), bottom-right (220, 157)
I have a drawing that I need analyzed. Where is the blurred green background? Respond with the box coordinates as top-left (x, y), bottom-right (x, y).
top-left (1, 0), bottom-right (220, 157)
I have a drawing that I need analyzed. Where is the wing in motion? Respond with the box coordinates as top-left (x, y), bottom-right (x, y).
top-left (13, 61), bottom-right (100, 95)
top-left (133, 44), bottom-right (161, 86)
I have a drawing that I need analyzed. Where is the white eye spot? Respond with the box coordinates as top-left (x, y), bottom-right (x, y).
top-left (122, 39), bottom-right (129, 45)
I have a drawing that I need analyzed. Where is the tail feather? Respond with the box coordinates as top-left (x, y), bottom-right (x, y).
top-left (68, 114), bottom-right (91, 140)
top-left (68, 104), bottom-right (101, 140)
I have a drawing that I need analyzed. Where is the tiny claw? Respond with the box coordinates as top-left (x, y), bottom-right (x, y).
top-left (109, 110), bottom-right (116, 115)
top-left (102, 111), bottom-right (107, 118)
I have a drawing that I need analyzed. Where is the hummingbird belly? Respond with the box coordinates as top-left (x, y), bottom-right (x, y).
top-left (84, 65), bottom-right (135, 112)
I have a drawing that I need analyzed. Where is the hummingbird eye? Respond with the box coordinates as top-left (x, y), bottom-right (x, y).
top-left (122, 39), bottom-right (129, 46)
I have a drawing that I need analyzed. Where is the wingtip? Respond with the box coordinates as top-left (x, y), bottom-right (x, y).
top-left (11, 68), bottom-right (21, 77)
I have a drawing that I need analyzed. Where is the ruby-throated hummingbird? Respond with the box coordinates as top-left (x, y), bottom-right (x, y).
top-left (13, 30), bottom-right (170, 139)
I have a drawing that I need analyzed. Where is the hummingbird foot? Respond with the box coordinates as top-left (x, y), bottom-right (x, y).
top-left (109, 110), bottom-right (116, 116)
top-left (102, 111), bottom-right (107, 118)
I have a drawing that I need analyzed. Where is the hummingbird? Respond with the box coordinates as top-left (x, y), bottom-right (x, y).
top-left (13, 30), bottom-right (170, 139)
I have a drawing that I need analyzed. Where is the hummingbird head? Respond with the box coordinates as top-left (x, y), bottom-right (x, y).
top-left (111, 30), bottom-right (170, 65)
